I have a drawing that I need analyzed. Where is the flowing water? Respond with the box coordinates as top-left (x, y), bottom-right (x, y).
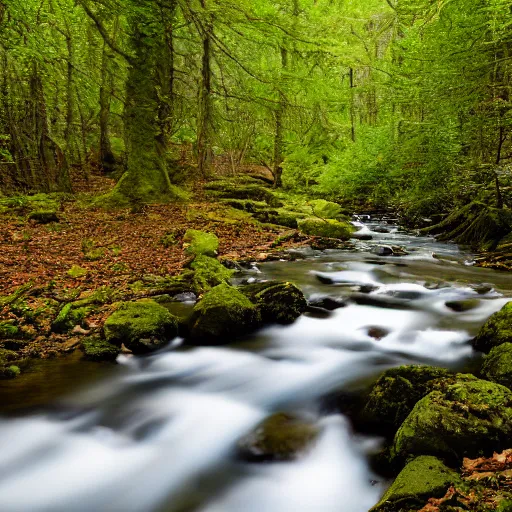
top-left (2, 218), bottom-right (512, 512)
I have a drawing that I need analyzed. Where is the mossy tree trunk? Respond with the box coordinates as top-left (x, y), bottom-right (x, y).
top-left (113, 2), bottom-right (174, 204)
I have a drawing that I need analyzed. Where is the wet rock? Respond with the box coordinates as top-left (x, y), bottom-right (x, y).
top-left (391, 377), bottom-right (512, 463)
top-left (445, 299), bottom-right (480, 312)
top-left (481, 343), bottom-right (512, 390)
top-left (352, 233), bottom-right (373, 241)
top-left (104, 299), bottom-right (178, 353)
top-left (367, 326), bottom-right (390, 340)
top-left (362, 365), bottom-right (453, 435)
top-left (372, 227), bottom-right (391, 234)
top-left (471, 283), bottom-right (494, 295)
top-left (241, 281), bottom-right (307, 325)
top-left (304, 306), bottom-right (332, 319)
top-left (0, 348), bottom-right (22, 379)
top-left (370, 456), bottom-right (460, 512)
top-left (349, 293), bottom-right (415, 310)
top-left (315, 273), bottom-right (335, 285)
top-left (187, 283), bottom-right (261, 344)
top-left (237, 413), bottom-right (319, 462)
top-left (372, 245), bottom-right (408, 257)
top-left (173, 292), bottom-right (197, 303)
top-left (81, 336), bottom-right (119, 362)
top-left (358, 284), bottom-right (380, 294)
top-left (473, 302), bottom-right (512, 353)
top-left (308, 296), bottom-right (347, 311)
top-left (297, 218), bottom-right (355, 240)
top-left (309, 238), bottom-right (354, 250)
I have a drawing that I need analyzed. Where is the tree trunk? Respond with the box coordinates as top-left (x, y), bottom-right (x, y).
top-left (197, 0), bottom-right (213, 178)
top-left (99, 39), bottom-right (115, 174)
top-left (113, 5), bottom-right (174, 204)
top-left (273, 46), bottom-right (288, 188)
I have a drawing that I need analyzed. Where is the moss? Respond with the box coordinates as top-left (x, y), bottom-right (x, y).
top-left (0, 321), bottom-right (19, 339)
top-left (190, 255), bottom-right (235, 292)
top-left (82, 336), bottom-right (120, 362)
top-left (188, 283), bottom-right (261, 344)
top-left (473, 302), bottom-right (512, 353)
top-left (253, 208), bottom-right (305, 228)
top-left (370, 456), bottom-right (460, 512)
top-left (104, 299), bottom-right (178, 353)
top-left (160, 233), bottom-right (178, 248)
top-left (0, 350), bottom-right (21, 379)
top-left (220, 199), bottom-right (268, 213)
top-left (27, 210), bottom-right (59, 224)
top-left (240, 281), bottom-right (307, 325)
top-left (237, 413), bottom-right (319, 462)
top-left (72, 287), bottom-right (120, 308)
top-left (67, 265), bottom-right (88, 278)
top-left (0, 282), bottom-right (33, 307)
top-left (84, 248), bottom-right (107, 261)
top-left (391, 378), bottom-right (512, 464)
top-left (183, 230), bottom-right (219, 258)
top-left (309, 199), bottom-right (344, 220)
top-left (481, 343), bottom-right (512, 389)
top-left (205, 182), bottom-right (283, 207)
top-left (362, 365), bottom-right (454, 435)
top-left (51, 304), bottom-right (90, 333)
top-left (298, 218), bottom-right (355, 239)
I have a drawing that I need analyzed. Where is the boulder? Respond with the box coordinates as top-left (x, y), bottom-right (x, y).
top-left (189, 255), bottom-right (234, 292)
top-left (82, 336), bottom-right (120, 362)
top-left (241, 281), bottom-right (307, 324)
top-left (187, 283), bottom-right (261, 344)
top-left (309, 199), bottom-right (344, 220)
top-left (391, 378), bottom-right (512, 463)
top-left (445, 299), bottom-right (480, 312)
top-left (297, 218), bottom-right (354, 240)
top-left (473, 301), bottom-right (512, 353)
top-left (362, 365), bottom-right (453, 435)
top-left (183, 229), bottom-right (219, 257)
top-left (104, 299), bottom-right (178, 353)
top-left (481, 342), bottom-right (512, 389)
top-left (27, 210), bottom-right (59, 224)
top-left (370, 456), bottom-right (460, 512)
top-left (237, 413), bottom-right (319, 462)
top-left (308, 296), bottom-right (347, 311)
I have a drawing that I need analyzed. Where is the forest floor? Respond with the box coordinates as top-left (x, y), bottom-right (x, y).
top-left (0, 171), bottom-right (318, 361)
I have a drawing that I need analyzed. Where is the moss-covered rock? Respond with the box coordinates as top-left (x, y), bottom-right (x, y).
top-left (237, 413), bottom-right (319, 462)
top-left (481, 343), bottom-right (512, 389)
top-left (189, 255), bottom-right (234, 291)
top-left (240, 281), bottom-right (307, 325)
top-left (370, 456), bottom-right (460, 512)
top-left (104, 299), bottom-right (178, 353)
top-left (391, 378), bottom-right (512, 463)
top-left (27, 210), bottom-right (59, 224)
top-left (298, 218), bottom-right (354, 239)
top-left (82, 336), bottom-right (120, 362)
top-left (362, 365), bottom-right (454, 436)
top-left (0, 349), bottom-right (21, 379)
top-left (187, 283), bottom-right (261, 344)
top-left (309, 199), bottom-right (344, 220)
top-left (473, 302), bottom-right (512, 353)
top-left (183, 230), bottom-right (219, 258)
top-left (220, 199), bottom-right (268, 213)
top-left (51, 303), bottom-right (90, 333)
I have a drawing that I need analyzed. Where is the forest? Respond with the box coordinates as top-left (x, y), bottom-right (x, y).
top-left (4, 1), bottom-right (512, 511)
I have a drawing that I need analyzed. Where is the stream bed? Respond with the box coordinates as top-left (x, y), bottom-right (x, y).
top-left (1, 218), bottom-right (512, 511)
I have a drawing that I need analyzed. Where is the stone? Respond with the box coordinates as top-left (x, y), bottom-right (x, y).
top-left (187, 283), bottom-right (261, 344)
top-left (308, 296), bottom-right (347, 311)
top-left (183, 230), bottom-right (219, 257)
top-left (237, 413), bottom-right (319, 462)
top-left (473, 302), bottom-right (512, 353)
top-left (362, 365), bottom-right (453, 435)
top-left (370, 456), bottom-right (460, 512)
top-left (82, 336), bottom-right (120, 362)
top-left (297, 218), bottom-right (354, 240)
top-left (481, 343), bottom-right (512, 390)
top-left (104, 299), bottom-right (178, 353)
top-left (391, 378), bottom-right (512, 463)
top-left (241, 281), bottom-right (307, 325)
top-left (445, 299), bottom-right (480, 312)
top-left (27, 210), bottom-right (59, 224)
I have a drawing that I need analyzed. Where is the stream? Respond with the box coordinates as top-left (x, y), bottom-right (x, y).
top-left (2, 217), bottom-right (512, 512)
